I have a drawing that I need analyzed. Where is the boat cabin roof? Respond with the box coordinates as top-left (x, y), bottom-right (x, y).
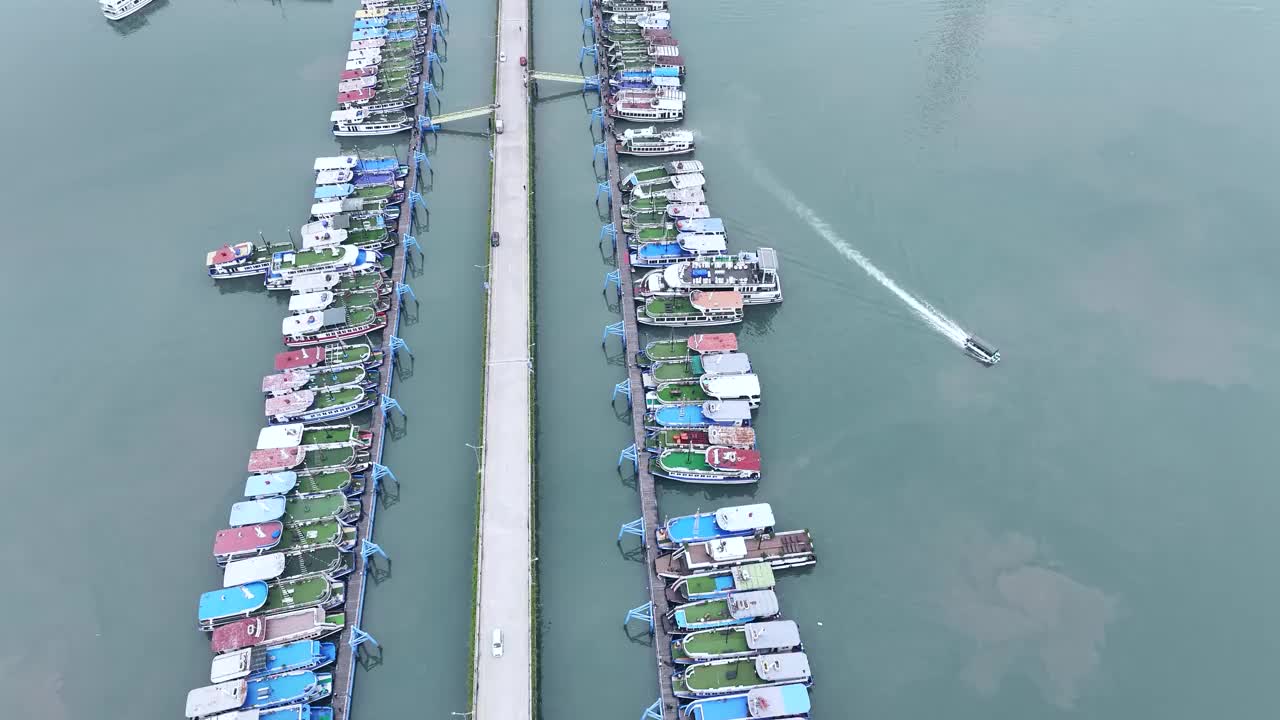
top-left (690, 290), bottom-right (744, 311)
top-left (214, 522), bottom-right (284, 555)
top-left (668, 203), bottom-right (708, 218)
top-left (206, 710), bottom-right (265, 720)
top-left (246, 447), bottom-right (305, 474)
top-left (261, 370), bottom-right (311, 396)
top-left (707, 446), bottom-right (761, 471)
top-left (687, 332), bottom-right (737, 353)
top-left (731, 563), bottom-right (776, 591)
top-left (668, 160), bottom-right (703, 174)
top-left (314, 183), bottom-right (354, 200)
top-left (265, 391), bottom-right (317, 417)
top-left (716, 503), bottom-right (774, 531)
top-left (331, 108), bottom-right (369, 123)
top-left (274, 347), bottom-right (325, 371)
top-left (677, 234), bottom-right (727, 254)
top-left (654, 98), bottom-right (684, 110)
top-left (282, 309), bottom-right (348, 336)
top-left (754, 652), bottom-right (811, 682)
top-left (209, 648), bottom-right (255, 684)
top-left (702, 400), bottom-right (752, 422)
top-left (185, 680), bottom-right (248, 718)
top-left (707, 426), bottom-right (756, 447)
top-left (666, 173), bottom-right (705, 189)
top-left (290, 272), bottom-right (343, 293)
top-left (244, 472), bottom-right (298, 499)
top-left (700, 352), bottom-right (750, 375)
top-left (314, 155), bottom-right (359, 171)
top-left (744, 619), bottom-right (800, 650)
top-left (705, 536), bottom-right (748, 561)
top-left (338, 88), bottom-right (376, 104)
top-left (222, 553), bottom-right (287, 588)
top-left (727, 589), bottom-right (778, 619)
top-left (209, 243), bottom-right (255, 266)
top-left (257, 424), bottom-right (305, 450)
top-left (198, 582), bottom-right (269, 623)
top-left (302, 216), bottom-right (353, 237)
top-left (229, 497), bottom-right (287, 526)
top-left (747, 684), bottom-right (811, 717)
top-left (757, 247), bottom-right (780, 271)
top-left (701, 373), bottom-right (761, 399)
top-left (677, 218), bottom-right (725, 233)
top-left (288, 291), bottom-right (338, 314)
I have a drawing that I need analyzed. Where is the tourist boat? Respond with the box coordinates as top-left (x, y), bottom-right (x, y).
top-left (698, 373), bottom-right (762, 408)
top-left (616, 126), bottom-right (693, 156)
top-left (667, 589), bottom-right (779, 633)
top-left (211, 608), bottom-right (345, 654)
top-left (266, 246), bottom-right (381, 290)
top-left (230, 495), bottom-right (358, 534)
top-left (338, 76), bottom-right (379, 93)
top-left (612, 74), bottom-right (682, 91)
top-left (638, 332), bottom-right (737, 365)
top-left (274, 342), bottom-right (383, 376)
top-left (639, 291), bottom-right (744, 327)
top-left (642, 352), bottom-right (750, 388)
top-left (271, 519), bottom-right (358, 556)
top-left (636, 250), bottom-right (783, 305)
top-left (214, 522), bottom-right (284, 565)
top-left (643, 399), bottom-right (752, 430)
top-left (262, 366), bottom-right (379, 397)
top-left (246, 444), bottom-right (370, 477)
top-left (265, 388), bottom-right (378, 425)
top-left (608, 97), bottom-right (684, 123)
top-left (673, 653), bottom-right (811, 699)
top-left (209, 640), bottom-right (337, 685)
top-left (100, 0), bottom-right (153, 20)
top-left (654, 531), bottom-right (817, 579)
top-left (283, 547), bottom-right (355, 579)
top-left (654, 446), bottom-right (762, 484)
top-left (341, 91), bottom-right (416, 114)
top-left (964, 336), bottom-right (1000, 366)
top-left (289, 469), bottom-right (366, 498)
top-left (257, 424), bottom-right (373, 451)
top-left (672, 619), bottom-right (800, 664)
top-left (331, 109), bottom-right (413, 137)
top-left (676, 217), bottom-right (724, 233)
top-left (313, 178), bottom-right (403, 204)
top-left (290, 286), bottom-right (390, 316)
top-left (666, 203), bottom-right (711, 219)
top-left (314, 155), bottom-right (409, 178)
top-left (646, 382), bottom-right (709, 406)
top-left (222, 554), bottom-right (290, 588)
top-left (632, 234), bottom-right (727, 267)
top-left (197, 581), bottom-right (272, 630)
top-left (245, 473), bottom-right (300, 499)
top-left (655, 503), bottom-right (773, 549)
top-left (626, 189), bottom-right (708, 214)
top-left (647, 426), bottom-right (756, 455)
top-left (207, 240), bottom-right (297, 279)
top-left (630, 174), bottom-right (705, 201)
top-left (665, 562), bottom-right (776, 604)
top-left (291, 270), bottom-right (391, 298)
top-left (300, 214), bottom-right (390, 246)
top-left (621, 163), bottom-right (693, 190)
top-left (185, 671), bottom-right (333, 716)
top-left (627, 225), bottom-right (679, 246)
top-left (282, 306), bottom-right (386, 347)
top-left (678, 685), bottom-right (811, 720)
top-left (311, 198), bottom-right (401, 221)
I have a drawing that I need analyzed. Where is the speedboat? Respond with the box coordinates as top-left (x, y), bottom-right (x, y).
top-left (963, 336), bottom-right (1000, 366)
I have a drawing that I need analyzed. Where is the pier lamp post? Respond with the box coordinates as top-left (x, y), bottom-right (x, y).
top-left (465, 443), bottom-right (484, 471)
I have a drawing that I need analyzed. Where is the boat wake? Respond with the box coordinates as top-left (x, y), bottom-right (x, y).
top-left (752, 166), bottom-right (969, 347)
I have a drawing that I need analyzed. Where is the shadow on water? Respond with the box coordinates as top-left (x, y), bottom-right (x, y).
top-left (214, 276), bottom-right (271, 296)
top-left (106, 0), bottom-right (170, 36)
top-left (741, 304), bottom-right (781, 338)
top-left (366, 554), bottom-right (393, 585)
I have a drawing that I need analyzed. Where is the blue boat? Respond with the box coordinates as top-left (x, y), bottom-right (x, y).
top-left (351, 28), bottom-right (388, 41)
top-left (354, 18), bottom-right (389, 29)
top-left (657, 504), bottom-right (775, 549)
top-left (262, 706), bottom-right (336, 720)
top-left (211, 640), bottom-right (338, 683)
top-left (679, 685), bottom-right (811, 720)
top-left (244, 671), bottom-right (333, 709)
top-left (386, 29), bottom-right (418, 41)
top-left (671, 589), bottom-right (779, 632)
top-left (645, 400), bottom-right (753, 429)
top-left (314, 184), bottom-right (355, 201)
top-left (229, 497), bottom-right (287, 527)
top-left (632, 234), bottom-right (728, 268)
top-left (197, 581), bottom-right (269, 630)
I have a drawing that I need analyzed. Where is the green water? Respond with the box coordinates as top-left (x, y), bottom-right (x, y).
top-left (0, 1), bottom-right (488, 717)
top-left (535, 0), bottom-right (1280, 718)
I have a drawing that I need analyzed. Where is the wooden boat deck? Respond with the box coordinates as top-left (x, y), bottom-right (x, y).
top-left (596, 3), bottom-right (679, 718)
top-left (328, 3), bottom-right (437, 720)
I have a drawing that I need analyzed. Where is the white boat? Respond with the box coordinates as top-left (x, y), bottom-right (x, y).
top-left (100, 0), bottom-right (154, 20)
top-left (351, 38), bottom-right (386, 51)
top-left (610, 97), bottom-right (684, 123)
top-left (637, 249), bottom-right (783, 305)
top-left (631, 173), bottom-right (705, 199)
top-left (331, 109), bottom-right (413, 137)
top-left (315, 169), bottom-right (355, 185)
top-left (964, 336), bottom-right (1001, 366)
top-left (698, 373), bottom-right (762, 408)
top-left (348, 49), bottom-right (383, 62)
top-left (616, 126), bottom-right (694, 156)
top-left (338, 76), bottom-right (379, 93)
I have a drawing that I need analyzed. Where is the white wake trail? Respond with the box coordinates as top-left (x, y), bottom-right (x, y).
top-left (754, 168), bottom-right (968, 346)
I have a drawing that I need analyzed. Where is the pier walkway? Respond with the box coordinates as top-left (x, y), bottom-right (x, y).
top-left (591, 5), bottom-right (680, 719)
top-left (471, 0), bottom-right (533, 717)
top-left (329, 2), bottom-right (439, 719)
top-left (429, 104), bottom-right (497, 126)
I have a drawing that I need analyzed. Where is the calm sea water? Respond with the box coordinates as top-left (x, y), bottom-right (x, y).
top-left (534, 0), bottom-right (1280, 718)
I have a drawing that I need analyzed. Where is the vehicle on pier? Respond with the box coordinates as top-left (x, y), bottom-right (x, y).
top-left (281, 307), bottom-right (387, 348)
top-left (672, 653), bottom-right (812, 699)
top-left (655, 530), bottom-right (817, 579)
top-left (653, 446), bottom-right (762, 484)
top-left (637, 250), bottom-right (783, 305)
top-left (640, 290), bottom-right (745, 328)
top-left (274, 342), bottom-right (384, 376)
top-left (678, 684), bottom-right (812, 720)
top-left (655, 503), bottom-right (773, 549)
top-left (265, 387), bottom-right (378, 425)
top-left (964, 336), bottom-right (1000, 366)
top-left (665, 563), bottom-right (776, 605)
top-left (667, 589), bottom-right (779, 633)
top-left (631, 234), bottom-right (725, 269)
top-left (638, 332), bottom-right (738, 365)
top-left (330, 109), bottom-right (413, 137)
top-left (616, 126), bottom-right (694, 156)
top-left (266, 246), bottom-right (382, 290)
top-left (672, 620), bottom-right (800, 664)
top-left (643, 399), bottom-right (753, 431)
top-left (211, 609), bottom-right (345, 654)
top-left (100, 0), bottom-right (154, 20)
top-left (185, 671), bottom-right (333, 716)
top-left (209, 640), bottom-right (337, 685)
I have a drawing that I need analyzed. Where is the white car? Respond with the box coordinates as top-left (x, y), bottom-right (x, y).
top-left (491, 628), bottom-right (504, 658)
top-left (499, 52), bottom-right (507, 63)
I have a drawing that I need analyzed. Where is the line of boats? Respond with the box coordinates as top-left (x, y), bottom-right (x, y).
top-left (187, 2), bottom-right (430, 719)
top-left (330, 0), bottom-right (435, 136)
top-left (600, 0), bottom-right (688, 123)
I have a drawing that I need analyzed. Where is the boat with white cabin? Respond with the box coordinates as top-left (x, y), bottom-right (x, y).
top-left (100, 0), bottom-right (154, 20)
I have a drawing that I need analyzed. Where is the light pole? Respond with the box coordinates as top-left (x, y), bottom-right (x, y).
top-left (466, 443), bottom-right (484, 469)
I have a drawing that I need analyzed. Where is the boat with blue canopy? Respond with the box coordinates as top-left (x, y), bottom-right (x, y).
top-left (678, 684), bottom-right (811, 720)
top-left (186, 672), bottom-right (332, 716)
top-left (644, 400), bottom-right (753, 429)
top-left (210, 640), bottom-right (337, 684)
top-left (198, 582), bottom-right (269, 630)
top-left (656, 504), bottom-right (774, 549)
top-left (230, 498), bottom-right (287, 527)
top-left (631, 234), bottom-right (728, 268)
top-left (313, 155), bottom-right (407, 177)
top-left (245, 473), bottom-right (299, 499)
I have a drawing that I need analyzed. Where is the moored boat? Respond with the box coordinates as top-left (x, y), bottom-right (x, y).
top-left (256, 423), bottom-right (373, 450)
top-left (270, 518), bottom-right (358, 556)
top-left (262, 366), bottom-right (378, 397)
top-left (283, 546), bottom-right (355, 579)
top-left (629, 172), bottom-right (704, 200)
top-left (678, 684), bottom-right (811, 720)
top-left (698, 373), bottom-right (762, 408)
top-left (646, 426), bottom-right (756, 454)
top-left (667, 589), bottom-right (780, 633)
top-left (643, 399), bottom-right (753, 430)
top-left (615, 126), bottom-right (693, 156)
top-left (208, 240), bottom-right (297, 279)
top-left (331, 109), bottom-right (413, 137)
top-left (274, 342), bottom-right (384, 375)
top-left (655, 530), bottom-right (816, 579)
top-left (656, 503), bottom-right (773, 549)
top-left (281, 307), bottom-right (387, 347)
top-left (672, 620), bottom-right (800, 664)
top-left (209, 640), bottom-right (337, 684)
top-left (609, 96), bottom-right (684, 123)
top-left (290, 286), bottom-right (390, 315)
top-left (246, 445), bottom-right (370, 476)
top-left (100, 0), bottom-right (154, 20)
top-left (214, 522), bottom-right (284, 565)
top-left (265, 388), bottom-right (378, 425)
top-left (210, 608), bottom-right (345, 654)
top-left (311, 197), bottom-right (402, 220)
top-left (197, 581), bottom-right (270, 630)
top-left (665, 562), bottom-right (776, 605)
top-left (638, 332), bottom-right (737, 366)
top-left (672, 653), bottom-right (812, 699)
top-left (638, 290), bottom-right (744, 327)
top-left (222, 553), bottom-right (289, 587)
top-left (653, 446), bottom-right (762, 484)
top-left (642, 352), bottom-right (750, 388)
top-left (185, 671), bottom-right (333, 716)
top-left (636, 249), bottom-right (782, 305)
top-left (266, 246), bottom-right (382, 290)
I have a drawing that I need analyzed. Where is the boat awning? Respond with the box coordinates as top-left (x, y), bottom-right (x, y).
top-left (702, 400), bottom-right (752, 422)
top-left (210, 648), bottom-right (255, 684)
top-left (654, 98), bottom-right (684, 110)
top-left (315, 155), bottom-right (359, 171)
top-left (701, 373), bottom-right (760, 399)
top-left (314, 183), bottom-right (354, 200)
top-left (198, 583), bottom-right (269, 624)
top-left (676, 235), bottom-right (725, 254)
top-left (747, 685), bottom-right (811, 718)
top-left (668, 173), bottom-right (705, 189)
top-left (213, 522), bottom-right (283, 557)
top-left (705, 536), bottom-right (748, 561)
top-left (754, 653), bottom-right (811, 682)
top-left (257, 424), bottom-right (305, 450)
top-left (274, 347), bottom-right (325, 371)
top-left (687, 332), bottom-right (737, 353)
top-left (314, 170), bottom-right (354, 187)
top-left (282, 310), bottom-right (346, 336)
top-left (338, 88), bottom-right (375, 104)
top-left (247, 447), bottom-right (305, 474)
top-left (288, 291), bottom-right (337, 314)
top-left (732, 563), bottom-right (776, 591)
top-left (707, 426), bottom-right (755, 447)
top-left (716, 503), bottom-right (774, 532)
top-left (757, 247), bottom-right (779, 270)
top-left (677, 218), bottom-right (725, 233)
top-left (261, 370), bottom-right (311, 396)
top-left (744, 619), bottom-right (799, 650)
top-left (229, 497), bottom-right (287, 526)
top-left (707, 447), bottom-right (761, 471)
top-left (331, 108), bottom-right (368, 123)
top-left (667, 203), bottom-right (708, 218)
top-left (651, 76), bottom-right (681, 87)
top-left (223, 554), bottom-right (288, 588)
top-left (266, 391), bottom-right (317, 418)
top-left (289, 272), bottom-right (343, 293)
top-left (244, 472), bottom-right (298, 499)
top-left (727, 589), bottom-right (778, 619)
top-left (690, 291), bottom-right (743, 311)
top-left (700, 352), bottom-right (750, 376)
top-left (185, 680), bottom-right (248, 718)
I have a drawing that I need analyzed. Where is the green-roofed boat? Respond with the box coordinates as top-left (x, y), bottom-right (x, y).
top-left (646, 383), bottom-right (710, 407)
top-left (638, 333), bottom-right (738, 365)
top-left (283, 547), bottom-right (354, 580)
top-left (639, 292), bottom-right (744, 328)
top-left (285, 491), bottom-right (361, 526)
top-left (642, 357), bottom-right (705, 386)
top-left (274, 520), bottom-right (358, 555)
top-left (274, 342), bottom-right (384, 376)
top-left (262, 367), bottom-right (378, 397)
top-left (296, 424), bottom-right (372, 450)
top-left (672, 653), bottom-right (813, 699)
top-left (292, 470), bottom-right (364, 498)
top-left (258, 574), bottom-right (346, 617)
top-left (671, 621), bottom-right (803, 664)
top-left (666, 562), bottom-right (776, 604)
top-left (628, 225), bottom-right (678, 247)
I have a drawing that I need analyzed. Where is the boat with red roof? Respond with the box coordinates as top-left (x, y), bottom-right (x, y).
top-left (274, 342), bottom-right (384, 375)
top-left (214, 521), bottom-right (285, 564)
top-left (265, 388), bottom-right (378, 425)
top-left (207, 239), bottom-right (296, 279)
top-left (638, 332), bottom-right (738, 365)
top-left (211, 608), bottom-right (346, 654)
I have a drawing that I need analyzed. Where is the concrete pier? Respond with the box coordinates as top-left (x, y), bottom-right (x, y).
top-left (471, 0), bottom-right (534, 717)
